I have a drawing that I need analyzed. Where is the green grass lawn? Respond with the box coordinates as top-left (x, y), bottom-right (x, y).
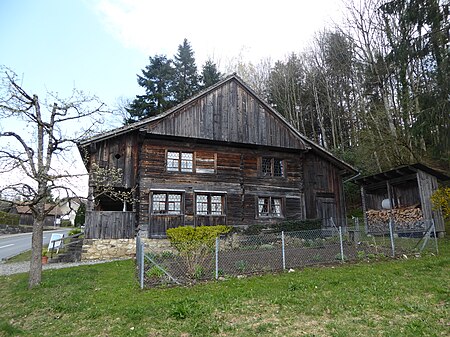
top-left (1, 241), bottom-right (449, 337)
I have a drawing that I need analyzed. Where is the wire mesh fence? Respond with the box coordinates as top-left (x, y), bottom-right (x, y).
top-left (136, 218), bottom-right (439, 288)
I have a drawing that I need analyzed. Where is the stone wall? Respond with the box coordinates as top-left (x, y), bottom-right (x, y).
top-left (81, 238), bottom-right (173, 260)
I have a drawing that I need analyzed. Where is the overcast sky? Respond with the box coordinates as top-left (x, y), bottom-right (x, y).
top-left (1, 0), bottom-right (345, 110)
top-left (0, 0), bottom-right (346, 197)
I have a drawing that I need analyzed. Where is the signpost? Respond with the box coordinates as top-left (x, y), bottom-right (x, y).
top-left (48, 233), bottom-right (64, 253)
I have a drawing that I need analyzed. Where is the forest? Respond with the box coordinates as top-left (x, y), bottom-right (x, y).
top-left (125, 0), bottom-right (449, 178)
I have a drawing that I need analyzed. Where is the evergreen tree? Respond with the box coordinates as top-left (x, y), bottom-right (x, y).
top-left (126, 55), bottom-right (175, 123)
top-left (200, 59), bottom-right (222, 89)
top-left (172, 39), bottom-right (200, 103)
top-left (74, 203), bottom-right (86, 226)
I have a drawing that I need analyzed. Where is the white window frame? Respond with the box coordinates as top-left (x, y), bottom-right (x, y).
top-left (257, 196), bottom-right (283, 218)
top-left (151, 191), bottom-right (183, 215)
top-left (195, 193), bottom-right (226, 216)
top-left (166, 151), bottom-right (193, 173)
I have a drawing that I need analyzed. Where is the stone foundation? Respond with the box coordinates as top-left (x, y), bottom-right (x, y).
top-left (81, 238), bottom-right (173, 260)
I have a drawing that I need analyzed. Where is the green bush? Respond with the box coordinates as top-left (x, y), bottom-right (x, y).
top-left (166, 225), bottom-right (232, 251)
top-left (60, 219), bottom-right (72, 227)
top-left (241, 219), bottom-right (322, 235)
top-left (166, 225), bottom-right (231, 278)
top-left (68, 228), bottom-right (82, 236)
top-left (0, 211), bottom-right (20, 226)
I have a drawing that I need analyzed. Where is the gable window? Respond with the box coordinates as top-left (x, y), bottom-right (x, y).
top-left (151, 192), bottom-right (183, 215)
top-left (261, 157), bottom-right (284, 177)
top-left (196, 193), bottom-right (225, 216)
top-left (167, 151), bottom-right (193, 172)
top-left (258, 197), bottom-right (283, 217)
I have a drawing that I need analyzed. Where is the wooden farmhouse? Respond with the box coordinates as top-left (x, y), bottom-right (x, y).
top-left (355, 163), bottom-right (449, 236)
top-left (78, 75), bottom-right (357, 239)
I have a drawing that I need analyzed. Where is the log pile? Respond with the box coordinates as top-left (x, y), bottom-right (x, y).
top-left (366, 206), bottom-right (424, 232)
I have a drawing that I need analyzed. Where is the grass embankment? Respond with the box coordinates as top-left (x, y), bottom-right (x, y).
top-left (1, 241), bottom-right (449, 337)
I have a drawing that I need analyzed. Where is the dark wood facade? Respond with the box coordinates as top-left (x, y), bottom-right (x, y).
top-left (79, 75), bottom-right (356, 239)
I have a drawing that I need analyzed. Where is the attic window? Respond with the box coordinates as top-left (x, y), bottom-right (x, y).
top-left (167, 151), bottom-right (193, 173)
top-left (261, 157), bottom-right (284, 177)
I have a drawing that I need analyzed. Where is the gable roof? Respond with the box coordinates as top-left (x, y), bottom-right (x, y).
top-left (79, 74), bottom-right (357, 175)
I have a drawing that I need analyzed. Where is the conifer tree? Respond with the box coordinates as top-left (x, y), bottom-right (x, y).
top-left (172, 39), bottom-right (200, 103)
top-left (126, 55), bottom-right (175, 123)
top-left (200, 59), bottom-right (222, 89)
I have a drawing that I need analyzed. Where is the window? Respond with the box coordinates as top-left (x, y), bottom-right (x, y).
top-left (151, 192), bottom-right (182, 215)
top-left (196, 194), bottom-right (225, 216)
top-left (258, 197), bottom-right (283, 217)
top-left (167, 151), bottom-right (193, 172)
top-left (261, 157), bottom-right (284, 177)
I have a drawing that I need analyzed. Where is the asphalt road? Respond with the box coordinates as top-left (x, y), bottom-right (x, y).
top-left (0, 228), bottom-right (71, 261)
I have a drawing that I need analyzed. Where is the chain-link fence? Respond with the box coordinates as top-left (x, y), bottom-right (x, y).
top-left (136, 219), bottom-right (439, 288)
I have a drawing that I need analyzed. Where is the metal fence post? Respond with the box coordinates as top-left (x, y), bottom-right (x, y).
top-left (338, 226), bottom-right (344, 262)
top-left (389, 219), bottom-right (395, 257)
top-left (281, 231), bottom-right (286, 270)
top-left (215, 236), bottom-right (219, 279)
top-left (140, 241), bottom-right (144, 289)
top-left (432, 220), bottom-right (439, 255)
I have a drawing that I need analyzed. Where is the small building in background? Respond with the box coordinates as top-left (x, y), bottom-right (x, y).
top-left (12, 204), bottom-right (60, 227)
top-left (355, 163), bottom-right (449, 236)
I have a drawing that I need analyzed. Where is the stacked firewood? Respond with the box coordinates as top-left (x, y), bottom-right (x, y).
top-left (366, 206), bottom-right (423, 225)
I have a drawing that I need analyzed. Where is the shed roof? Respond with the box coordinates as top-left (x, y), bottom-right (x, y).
top-left (354, 163), bottom-right (450, 186)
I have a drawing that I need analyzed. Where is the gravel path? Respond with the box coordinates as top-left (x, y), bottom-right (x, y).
top-left (0, 259), bottom-right (129, 276)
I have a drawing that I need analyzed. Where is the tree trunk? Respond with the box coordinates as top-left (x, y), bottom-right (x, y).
top-left (28, 215), bottom-right (44, 288)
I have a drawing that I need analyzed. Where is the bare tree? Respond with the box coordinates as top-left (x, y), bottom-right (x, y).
top-left (0, 68), bottom-right (107, 288)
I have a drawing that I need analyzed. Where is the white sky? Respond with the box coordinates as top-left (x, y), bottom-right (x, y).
top-left (1, 0), bottom-right (345, 109)
top-left (0, 0), bottom-right (346, 196)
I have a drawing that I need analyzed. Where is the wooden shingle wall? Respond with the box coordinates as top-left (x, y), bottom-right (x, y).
top-left (144, 80), bottom-right (306, 150)
top-left (139, 139), bottom-right (305, 235)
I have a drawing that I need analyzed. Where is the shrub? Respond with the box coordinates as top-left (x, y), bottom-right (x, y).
top-left (241, 219), bottom-right (322, 235)
top-left (166, 225), bottom-right (232, 278)
top-left (60, 219), bottom-right (72, 227)
top-left (68, 228), bottom-right (82, 236)
top-left (0, 211), bottom-right (20, 226)
top-left (166, 225), bottom-right (232, 251)
top-left (146, 266), bottom-right (164, 279)
top-left (431, 187), bottom-right (450, 219)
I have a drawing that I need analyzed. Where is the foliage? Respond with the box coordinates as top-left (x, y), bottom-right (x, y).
top-left (241, 219), bottom-right (322, 235)
top-left (74, 202), bottom-right (86, 226)
top-left (126, 55), bottom-right (175, 123)
top-left (200, 59), bottom-right (222, 89)
top-left (146, 266), bottom-right (164, 279)
top-left (60, 219), bottom-right (72, 227)
top-left (68, 228), bottom-right (82, 236)
top-left (0, 210), bottom-right (20, 226)
top-left (90, 163), bottom-right (135, 206)
top-left (172, 38), bottom-right (200, 103)
top-left (125, 39), bottom-right (221, 123)
top-left (431, 187), bottom-right (450, 219)
top-left (166, 225), bottom-right (231, 277)
top-left (0, 241), bottom-right (449, 336)
top-left (166, 225), bottom-right (232, 251)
